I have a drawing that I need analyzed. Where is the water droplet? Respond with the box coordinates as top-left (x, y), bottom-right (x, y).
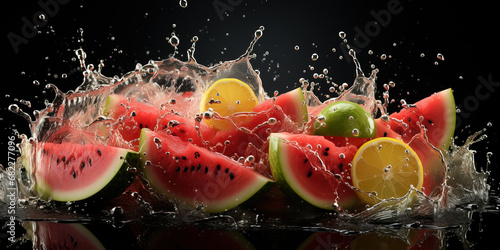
top-left (294, 45), bottom-right (300, 51)
top-left (339, 153), bottom-right (345, 159)
top-left (352, 128), bottom-right (359, 137)
top-left (179, 0), bottom-right (188, 8)
top-left (311, 53), bottom-right (319, 61)
top-left (420, 53), bottom-right (425, 58)
top-left (380, 54), bottom-right (387, 60)
top-left (268, 117), bottom-right (277, 125)
top-left (33, 80), bottom-right (40, 85)
top-left (437, 53), bottom-right (445, 61)
top-left (338, 31), bottom-right (346, 40)
top-left (487, 122), bottom-right (492, 127)
top-left (169, 35), bottom-right (180, 47)
top-left (39, 13), bottom-right (46, 21)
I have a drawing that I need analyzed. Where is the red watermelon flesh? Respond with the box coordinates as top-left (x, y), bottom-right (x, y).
top-left (269, 133), bottom-right (360, 210)
top-left (138, 129), bottom-right (274, 213)
top-left (208, 88), bottom-right (308, 175)
top-left (383, 88), bottom-right (455, 151)
top-left (33, 142), bottom-right (137, 202)
top-left (103, 94), bottom-right (215, 149)
top-left (373, 89), bottom-right (456, 197)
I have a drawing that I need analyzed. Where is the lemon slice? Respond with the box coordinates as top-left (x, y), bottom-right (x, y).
top-left (200, 78), bottom-right (258, 130)
top-left (351, 137), bottom-right (423, 206)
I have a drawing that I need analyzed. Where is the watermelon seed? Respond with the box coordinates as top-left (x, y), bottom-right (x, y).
top-left (72, 171), bottom-right (76, 178)
top-left (383, 131), bottom-right (388, 137)
top-left (225, 168), bottom-right (230, 173)
top-left (183, 167), bottom-right (188, 172)
top-left (181, 156), bottom-right (187, 160)
top-left (323, 152), bottom-right (329, 156)
top-left (307, 171), bottom-right (313, 177)
top-left (197, 164), bottom-right (201, 171)
top-left (205, 166), bottom-right (208, 174)
top-left (62, 156), bottom-right (66, 162)
top-left (428, 119), bottom-right (433, 125)
top-left (57, 158), bottom-right (60, 164)
top-left (194, 151), bottom-right (200, 158)
top-left (88, 158), bottom-right (92, 166)
top-left (304, 158), bottom-right (308, 163)
top-left (191, 166), bottom-right (195, 171)
top-left (230, 173), bottom-right (235, 180)
top-left (216, 164), bottom-right (221, 171)
top-left (175, 166), bottom-right (180, 172)
top-left (325, 147), bottom-right (330, 151)
top-left (97, 149), bottom-right (102, 156)
top-left (81, 161), bottom-right (85, 170)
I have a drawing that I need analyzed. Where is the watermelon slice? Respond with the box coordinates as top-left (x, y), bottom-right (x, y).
top-left (208, 88), bottom-right (308, 171)
top-left (138, 128), bottom-right (274, 213)
top-left (268, 133), bottom-right (360, 210)
top-left (33, 143), bottom-right (137, 202)
top-left (383, 88), bottom-right (456, 151)
top-left (375, 89), bottom-right (456, 196)
top-left (103, 94), bottom-right (215, 149)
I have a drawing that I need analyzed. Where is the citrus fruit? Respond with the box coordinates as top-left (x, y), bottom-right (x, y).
top-left (200, 78), bottom-right (258, 130)
top-left (351, 137), bottom-right (424, 206)
top-left (313, 101), bottom-right (376, 138)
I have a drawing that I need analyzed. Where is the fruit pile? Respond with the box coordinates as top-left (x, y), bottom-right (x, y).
top-left (25, 78), bottom-right (456, 213)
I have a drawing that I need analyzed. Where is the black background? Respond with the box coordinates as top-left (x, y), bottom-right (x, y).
top-left (2, 0), bottom-right (500, 248)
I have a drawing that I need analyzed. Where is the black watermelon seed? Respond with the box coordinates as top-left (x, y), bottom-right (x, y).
top-left (139, 123), bottom-right (143, 129)
top-left (57, 158), bottom-right (60, 164)
top-left (338, 163), bottom-right (343, 172)
top-left (229, 173), bottom-right (234, 180)
top-left (191, 166), bottom-right (195, 171)
top-left (303, 159), bottom-right (308, 164)
top-left (176, 166), bottom-right (180, 172)
top-left (323, 152), bottom-right (329, 156)
top-left (97, 149), bottom-right (102, 156)
top-left (194, 152), bottom-right (200, 158)
top-left (205, 167), bottom-right (208, 174)
top-left (428, 119), bottom-right (433, 125)
top-left (181, 156), bottom-right (187, 160)
top-left (408, 117), bottom-right (412, 122)
top-left (183, 167), bottom-right (188, 172)
top-left (225, 168), bottom-right (230, 173)
top-left (216, 164), bottom-right (221, 171)
top-left (175, 157), bottom-right (180, 161)
top-left (88, 158), bottom-right (92, 166)
top-left (72, 171), bottom-right (76, 179)
top-left (325, 147), bottom-right (330, 151)
top-left (383, 131), bottom-right (388, 137)
top-left (62, 156), bottom-right (66, 163)
top-left (307, 171), bottom-right (313, 178)
top-left (197, 164), bottom-right (201, 171)
top-left (81, 162), bottom-right (85, 170)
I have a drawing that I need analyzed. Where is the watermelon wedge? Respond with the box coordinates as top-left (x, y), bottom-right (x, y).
top-left (383, 88), bottom-right (456, 151)
top-left (268, 133), bottom-right (360, 210)
top-left (375, 88), bottom-right (456, 196)
top-left (33, 143), bottom-right (137, 202)
top-left (103, 94), bottom-right (215, 149)
top-left (138, 128), bottom-right (274, 213)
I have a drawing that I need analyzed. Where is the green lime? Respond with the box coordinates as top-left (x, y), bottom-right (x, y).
top-left (313, 101), bottom-right (376, 138)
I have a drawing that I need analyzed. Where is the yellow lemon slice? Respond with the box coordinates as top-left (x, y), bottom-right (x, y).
top-left (351, 137), bottom-right (424, 206)
top-left (200, 78), bottom-right (258, 130)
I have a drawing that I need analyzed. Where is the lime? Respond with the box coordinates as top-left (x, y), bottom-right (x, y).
top-left (313, 101), bottom-right (375, 138)
top-left (200, 78), bottom-right (258, 130)
top-left (351, 137), bottom-right (424, 206)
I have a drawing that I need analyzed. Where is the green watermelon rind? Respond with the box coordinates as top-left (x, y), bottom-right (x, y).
top-left (269, 133), bottom-right (336, 210)
top-left (435, 88), bottom-right (456, 151)
top-left (138, 128), bottom-right (274, 213)
top-left (34, 146), bottom-right (137, 202)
